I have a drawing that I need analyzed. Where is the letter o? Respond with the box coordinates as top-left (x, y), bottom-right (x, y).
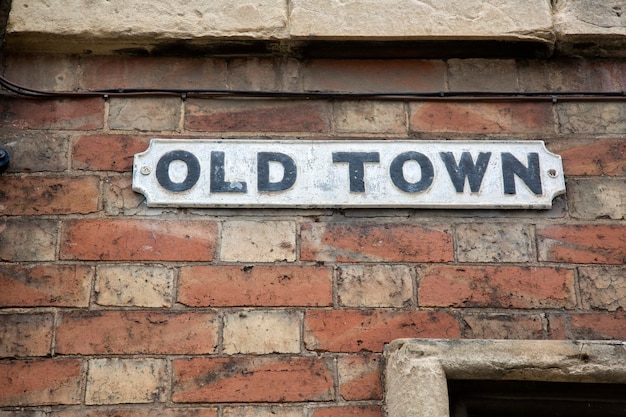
top-left (390, 151), bottom-right (434, 193)
top-left (156, 150), bottom-right (201, 192)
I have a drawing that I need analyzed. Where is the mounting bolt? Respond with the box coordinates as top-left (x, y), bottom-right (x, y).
top-left (140, 166), bottom-right (151, 175)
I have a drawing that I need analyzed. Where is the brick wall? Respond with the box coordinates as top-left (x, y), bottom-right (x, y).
top-left (1, 55), bottom-right (625, 417)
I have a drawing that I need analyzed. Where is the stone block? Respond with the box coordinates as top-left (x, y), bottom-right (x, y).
top-left (109, 98), bottom-right (181, 132)
top-left (333, 101), bottom-right (406, 134)
top-left (578, 266), bottom-right (626, 311)
top-left (220, 221), bottom-right (296, 262)
top-left (568, 178), bottom-right (626, 220)
top-left (223, 310), bottom-right (301, 354)
top-left (290, 0), bottom-right (553, 42)
top-left (455, 223), bottom-right (533, 263)
top-left (85, 358), bottom-right (168, 405)
top-left (95, 265), bottom-right (175, 307)
top-left (337, 265), bottom-right (413, 307)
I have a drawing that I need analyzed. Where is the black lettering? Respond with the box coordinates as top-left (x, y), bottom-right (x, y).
top-left (257, 152), bottom-right (297, 192)
top-left (390, 152), bottom-right (434, 193)
top-left (210, 151), bottom-right (247, 193)
top-left (332, 152), bottom-right (380, 192)
top-left (501, 152), bottom-right (543, 195)
top-left (440, 151), bottom-right (491, 193)
top-left (155, 150), bottom-right (200, 192)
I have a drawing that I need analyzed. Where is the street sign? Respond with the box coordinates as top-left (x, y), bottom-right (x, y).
top-left (133, 139), bottom-right (565, 209)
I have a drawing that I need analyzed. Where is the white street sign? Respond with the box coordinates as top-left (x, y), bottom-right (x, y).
top-left (132, 139), bottom-right (565, 209)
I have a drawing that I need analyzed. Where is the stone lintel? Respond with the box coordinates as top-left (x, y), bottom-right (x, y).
top-left (385, 339), bottom-right (626, 417)
top-left (3, 0), bottom-right (626, 57)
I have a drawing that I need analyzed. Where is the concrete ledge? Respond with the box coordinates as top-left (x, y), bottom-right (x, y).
top-left (4, 0), bottom-right (626, 57)
top-left (385, 339), bottom-right (626, 417)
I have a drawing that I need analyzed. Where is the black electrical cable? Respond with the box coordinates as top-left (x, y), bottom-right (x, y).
top-left (2, 73), bottom-right (626, 102)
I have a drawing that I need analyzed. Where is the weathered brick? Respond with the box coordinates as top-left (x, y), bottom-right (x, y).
top-left (558, 102), bottom-right (626, 134)
top-left (56, 311), bottom-right (217, 355)
top-left (310, 406), bottom-right (382, 417)
top-left (418, 266), bottom-right (576, 309)
top-left (80, 56), bottom-right (228, 90)
top-left (173, 357), bottom-right (334, 403)
top-left (548, 313), bottom-right (626, 340)
top-left (337, 354), bottom-right (382, 401)
top-left (578, 266), bottom-right (626, 311)
top-left (0, 129), bottom-right (69, 173)
top-left (0, 410), bottom-right (47, 417)
top-left (223, 406), bottom-right (303, 417)
top-left (301, 222), bottom-right (453, 263)
top-left (86, 358), bottom-right (168, 405)
top-left (537, 224), bottom-right (626, 264)
top-left (61, 219), bottom-right (217, 261)
top-left (178, 265), bottom-right (332, 307)
top-left (409, 102), bottom-right (555, 135)
top-left (228, 58), bottom-right (300, 91)
top-left (337, 265), bottom-right (413, 307)
top-left (0, 264), bottom-right (92, 307)
top-left (0, 358), bottom-right (82, 406)
top-left (103, 175), bottom-right (151, 216)
top-left (51, 407), bottom-right (218, 417)
top-left (109, 97), bottom-right (181, 132)
top-left (518, 59), bottom-right (626, 92)
top-left (4, 54), bottom-right (80, 91)
top-left (185, 100), bottom-right (331, 132)
top-left (73, 135), bottom-right (149, 171)
top-left (0, 97), bottom-right (104, 130)
top-left (303, 60), bottom-right (446, 93)
top-left (220, 221), bottom-right (296, 262)
top-left (223, 310), bottom-right (301, 354)
top-left (304, 310), bottom-right (460, 353)
top-left (455, 223), bottom-right (533, 263)
top-left (568, 178), bottom-right (626, 220)
top-left (333, 101), bottom-right (406, 134)
top-left (547, 138), bottom-right (625, 176)
top-left (461, 313), bottom-right (545, 339)
top-left (0, 314), bottom-right (54, 357)
top-left (95, 265), bottom-right (174, 308)
top-left (448, 59), bottom-right (518, 91)
top-left (0, 176), bottom-right (100, 215)
top-left (0, 220), bottom-right (57, 262)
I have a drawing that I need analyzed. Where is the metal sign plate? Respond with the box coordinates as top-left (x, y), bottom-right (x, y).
top-left (132, 139), bottom-right (565, 209)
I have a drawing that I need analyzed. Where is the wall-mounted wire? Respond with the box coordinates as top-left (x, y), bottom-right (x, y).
top-left (1, 73), bottom-right (626, 102)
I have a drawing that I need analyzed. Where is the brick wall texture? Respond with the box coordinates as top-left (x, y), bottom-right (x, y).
top-left (1, 54), bottom-right (625, 417)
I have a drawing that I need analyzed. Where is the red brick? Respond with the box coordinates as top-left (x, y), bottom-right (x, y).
top-left (73, 135), bottom-right (149, 171)
top-left (310, 406), bottom-right (381, 417)
top-left (301, 222), bottom-right (453, 262)
top-left (0, 97), bottom-right (104, 130)
top-left (547, 139), bottom-right (625, 176)
top-left (304, 310), bottom-right (460, 353)
top-left (537, 224), bottom-right (626, 264)
top-left (0, 264), bottom-right (92, 307)
top-left (461, 313), bottom-right (545, 339)
top-left (185, 99), bottom-right (330, 132)
top-left (337, 354), bottom-right (382, 401)
top-left (0, 220), bottom-right (57, 262)
top-left (302, 59), bottom-right (446, 93)
top-left (0, 176), bottom-right (100, 215)
top-left (0, 314), bottom-right (54, 357)
top-left (409, 102), bottom-right (555, 135)
top-left (80, 56), bottom-right (228, 90)
top-left (56, 311), bottom-right (218, 355)
top-left (548, 313), bottom-right (626, 340)
top-left (418, 266), bottom-right (576, 309)
top-left (0, 358), bottom-right (82, 406)
top-left (60, 219), bottom-right (217, 261)
top-left (173, 357), bottom-right (334, 403)
top-left (51, 407), bottom-right (218, 417)
top-left (0, 129), bottom-right (69, 173)
top-left (178, 265), bottom-right (332, 307)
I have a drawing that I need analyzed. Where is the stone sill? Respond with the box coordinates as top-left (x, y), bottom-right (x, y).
top-left (3, 0), bottom-right (626, 58)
